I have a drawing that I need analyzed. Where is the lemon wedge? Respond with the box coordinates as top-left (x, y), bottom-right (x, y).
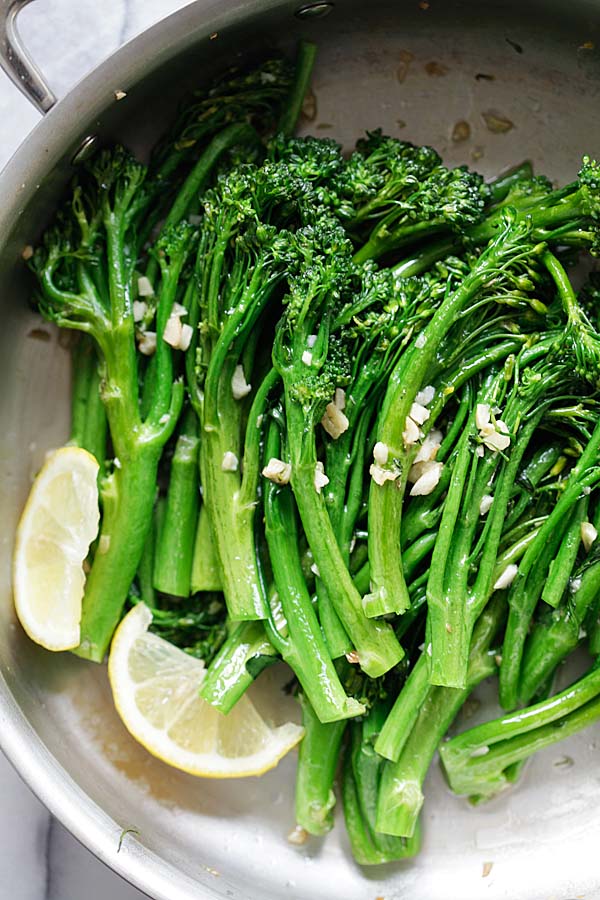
top-left (108, 603), bottom-right (304, 778)
top-left (13, 446), bottom-right (100, 651)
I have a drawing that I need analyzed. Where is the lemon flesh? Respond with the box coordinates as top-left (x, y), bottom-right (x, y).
top-left (13, 447), bottom-right (100, 651)
top-left (109, 603), bottom-right (304, 778)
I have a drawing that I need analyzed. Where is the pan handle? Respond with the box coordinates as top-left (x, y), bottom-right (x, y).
top-left (0, 0), bottom-right (56, 114)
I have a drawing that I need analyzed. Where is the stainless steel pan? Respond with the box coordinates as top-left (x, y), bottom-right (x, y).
top-left (1, 2), bottom-right (600, 898)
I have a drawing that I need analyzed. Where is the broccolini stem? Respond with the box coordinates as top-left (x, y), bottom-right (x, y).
top-left (374, 654), bottom-right (432, 762)
top-left (392, 236), bottom-right (459, 279)
top-left (440, 662), bottom-right (600, 798)
top-left (402, 531), bottom-right (437, 580)
top-left (199, 621), bottom-right (277, 713)
top-left (368, 228), bottom-right (532, 620)
top-left (285, 402), bottom-right (404, 678)
top-left (70, 337), bottom-right (108, 465)
top-left (153, 407), bottom-right (201, 597)
top-left (144, 122), bottom-right (260, 288)
top-left (201, 424), bottom-right (267, 619)
top-left (376, 595), bottom-right (504, 837)
top-left (82, 359), bottom-right (108, 468)
top-left (136, 501), bottom-right (159, 609)
top-left (430, 406), bottom-right (544, 689)
top-left (520, 546), bottom-right (600, 704)
top-left (502, 442), bottom-right (563, 532)
top-left (295, 693), bottom-right (347, 835)
top-left (69, 337), bottom-right (94, 448)
top-left (316, 578), bottom-right (351, 659)
top-left (75, 448), bottom-right (162, 661)
top-left (491, 523), bottom-right (543, 585)
top-left (342, 754), bottom-right (386, 865)
top-left (487, 160), bottom-right (533, 204)
top-left (200, 362), bottom-right (278, 621)
top-left (500, 449), bottom-right (600, 710)
top-left (263, 421), bottom-right (365, 721)
top-left (190, 504), bottom-right (223, 594)
top-left (349, 703), bottom-right (421, 859)
top-left (166, 122), bottom-right (259, 230)
top-left (424, 423), bottom-right (475, 686)
top-left (278, 41), bottom-right (317, 137)
top-left (541, 497), bottom-right (588, 609)
top-left (342, 714), bottom-right (422, 864)
top-left (354, 219), bottom-right (449, 265)
top-left (238, 367), bottom-right (280, 510)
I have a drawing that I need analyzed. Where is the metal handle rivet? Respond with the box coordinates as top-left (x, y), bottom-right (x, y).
top-left (294, 2), bottom-right (334, 19)
top-left (71, 134), bottom-right (99, 165)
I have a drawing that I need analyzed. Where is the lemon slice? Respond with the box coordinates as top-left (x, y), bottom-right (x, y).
top-left (108, 603), bottom-right (304, 778)
top-left (13, 446), bottom-right (100, 651)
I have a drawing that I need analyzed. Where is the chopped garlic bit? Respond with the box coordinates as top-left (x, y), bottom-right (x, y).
top-left (132, 300), bottom-right (147, 322)
top-left (138, 330), bottom-right (157, 355)
top-left (334, 387), bottom-right (346, 410)
top-left (482, 429), bottom-right (511, 453)
top-left (475, 445), bottom-right (484, 458)
top-left (158, 413), bottom-right (170, 425)
top-left (302, 350), bottom-right (313, 366)
top-left (414, 429), bottom-right (442, 464)
top-left (179, 323), bottom-right (193, 351)
top-left (494, 563), bottom-right (518, 591)
top-left (479, 494), bottom-right (494, 516)
top-left (231, 364), bottom-right (252, 400)
top-left (314, 461), bottom-right (329, 493)
top-left (345, 650), bottom-right (360, 664)
top-left (113, 457), bottom-right (121, 470)
top-left (402, 415), bottom-right (421, 447)
top-left (321, 402), bottom-right (349, 440)
top-left (287, 826), bottom-right (309, 846)
top-left (98, 534), bottom-right (111, 554)
top-left (114, 89), bottom-right (127, 101)
top-left (310, 563), bottom-right (320, 577)
top-left (21, 244), bottom-right (34, 261)
top-left (137, 275), bottom-right (154, 297)
top-left (415, 384), bottom-right (435, 406)
top-left (408, 459), bottom-right (437, 484)
top-left (370, 464), bottom-right (398, 486)
top-left (262, 458), bottom-right (292, 485)
top-left (581, 521), bottom-right (598, 552)
top-left (475, 403), bottom-right (491, 430)
top-left (476, 404), bottom-right (511, 453)
top-left (163, 314), bottom-right (183, 348)
top-left (373, 441), bottom-right (389, 466)
top-left (415, 331), bottom-right (426, 349)
top-left (409, 461), bottom-right (443, 496)
top-left (221, 451), bottom-right (239, 472)
top-left (409, 401), bottom-right (430, 426)
top-left (306, 334), bottom-right (318, 349)
top-left (171, 302), bottom-right (188, 318)
top-left (471, 745), bottom-right (490, 758)
top-left (163, 311), bottom-right (192, 350)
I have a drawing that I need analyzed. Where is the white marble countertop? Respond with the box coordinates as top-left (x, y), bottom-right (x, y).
top-left (0, 2), bottom-right (191, 896)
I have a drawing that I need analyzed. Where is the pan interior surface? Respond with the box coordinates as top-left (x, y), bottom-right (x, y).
top-left (1, 2), bottom-right (600, 899)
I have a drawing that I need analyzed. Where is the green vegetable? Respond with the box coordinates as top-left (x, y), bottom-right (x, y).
top-left (153, 406), bottom-right (201, 597)
top-left (28, 38), bottom-right (600, 867)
